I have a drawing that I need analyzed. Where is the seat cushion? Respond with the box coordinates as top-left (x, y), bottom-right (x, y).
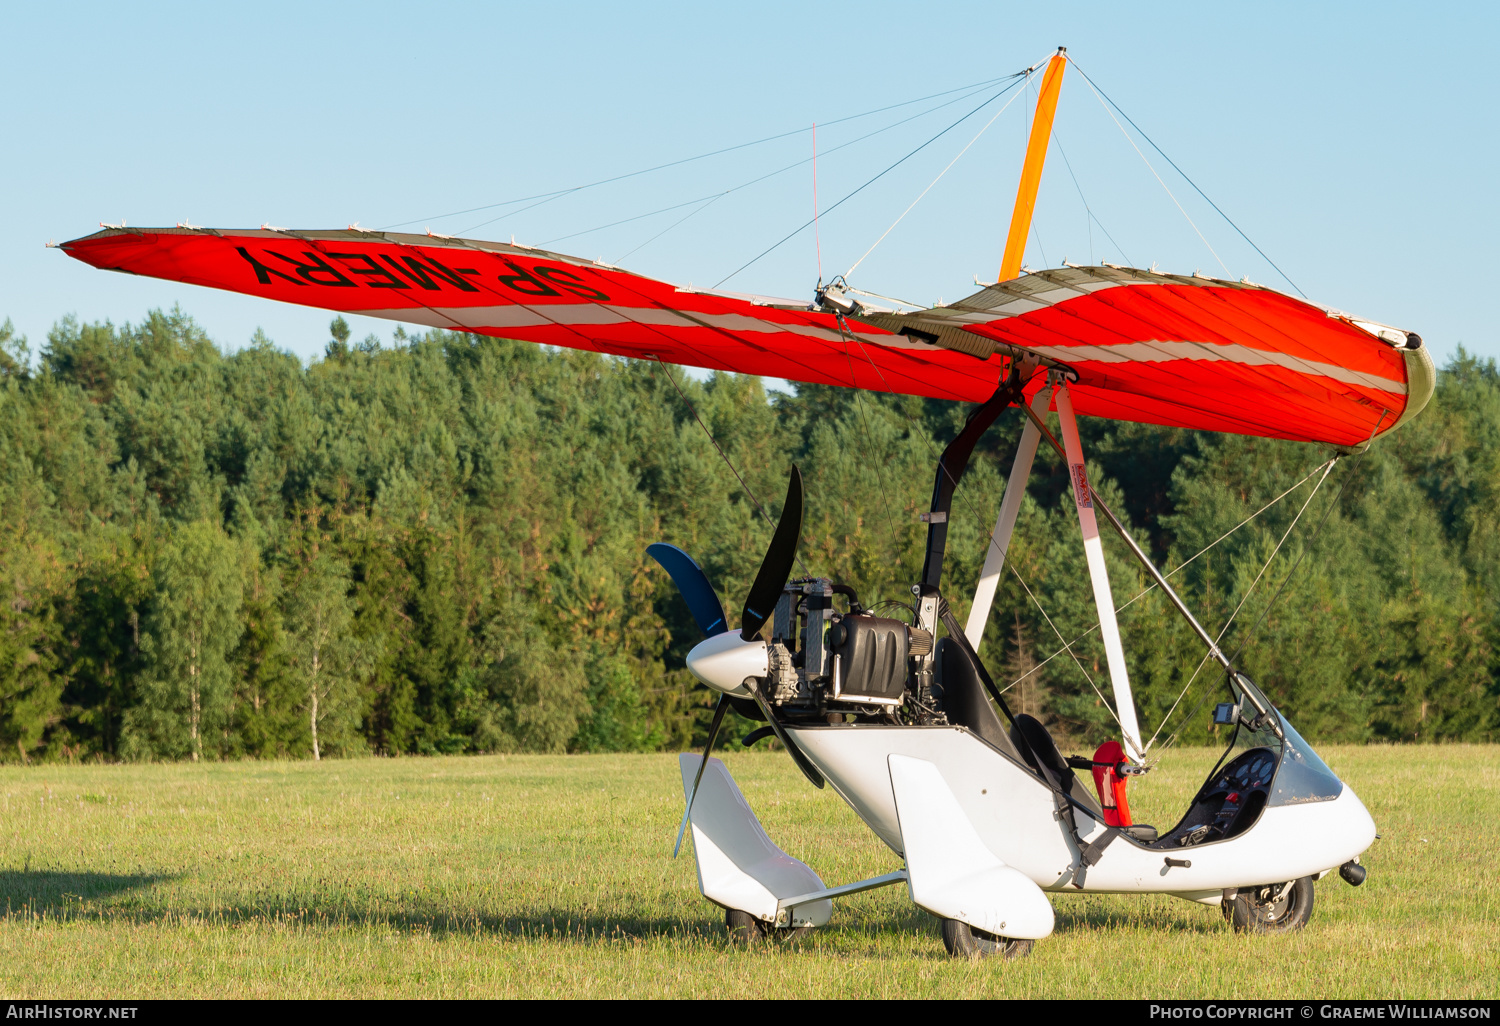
top-left (1122, 824), bottom-right (1159, 843)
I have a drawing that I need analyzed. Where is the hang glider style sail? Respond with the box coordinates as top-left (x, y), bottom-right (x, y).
top-left (61, 226), bottom-right (1432, 447)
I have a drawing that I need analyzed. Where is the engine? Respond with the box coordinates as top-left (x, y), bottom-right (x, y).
top-left (762, 578), bottom-right (937, 721)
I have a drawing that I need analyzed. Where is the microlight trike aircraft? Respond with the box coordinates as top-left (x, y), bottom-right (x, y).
top-left (59, 49), bottom-right (1428, 958)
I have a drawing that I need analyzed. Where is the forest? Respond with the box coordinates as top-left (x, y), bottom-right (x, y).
top-left (0, 308), bottom-right (1495, 763)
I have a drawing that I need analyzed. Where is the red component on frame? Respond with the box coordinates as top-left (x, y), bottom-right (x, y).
top-left (1091, 741), bottom-right (1133, 827)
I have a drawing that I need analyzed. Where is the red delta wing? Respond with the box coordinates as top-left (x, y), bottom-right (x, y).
top-left (62, 228), bottom-right (1431, 447)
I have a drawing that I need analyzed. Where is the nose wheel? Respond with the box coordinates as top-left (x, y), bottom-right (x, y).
top-left (939, 918), bottom-right (1035, 960)
top-left (725, 908), bottom-right (812, 946)
top-left (1223, 877), bottom-right (1316, 933)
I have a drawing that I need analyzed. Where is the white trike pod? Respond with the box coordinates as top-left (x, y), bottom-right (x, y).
top-left (665, 369), bottom-right (1401, 957)
top-left (676, 630), bottom-right (1376, 955)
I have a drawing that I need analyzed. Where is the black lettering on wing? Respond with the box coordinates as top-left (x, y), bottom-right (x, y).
top-left (533, 266), bottom-right (610, 302)
top-left (381, 254), bottom-right (480, 292)
top-left (268, 250), bottom-right (357, 287)
top-left (329, 252), bottom-right (409, 288)
top-left (497, 259), bottom-right (560, 297)
top-left (237, 247), bottom-right (306, 286)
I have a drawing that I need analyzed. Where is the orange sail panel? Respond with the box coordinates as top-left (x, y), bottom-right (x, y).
top-left (60, 228), bottom-right (1431, 447)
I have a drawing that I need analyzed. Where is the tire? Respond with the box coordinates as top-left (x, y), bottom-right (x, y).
top-left (940, 918), bottom-right (1035, 960)
top-left (725, 908), bottom-right (766, 945)
top-left (1223, 877), bottom-right (1316, 933)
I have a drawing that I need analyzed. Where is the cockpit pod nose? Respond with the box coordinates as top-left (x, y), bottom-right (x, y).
top-left (685, 633), bottom-right (767, 697)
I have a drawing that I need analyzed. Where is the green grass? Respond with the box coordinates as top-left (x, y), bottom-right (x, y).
top-left (0, 745), bottom-right (1494, 998)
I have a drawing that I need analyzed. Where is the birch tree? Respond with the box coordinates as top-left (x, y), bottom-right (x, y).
top-left (285, 550), bottom-right (366, 760)
top-left (126, 520), bottom-right (243, 761)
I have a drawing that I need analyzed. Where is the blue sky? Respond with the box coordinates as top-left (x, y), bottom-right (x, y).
top-left (3, 2), bottom-right (1495, 373)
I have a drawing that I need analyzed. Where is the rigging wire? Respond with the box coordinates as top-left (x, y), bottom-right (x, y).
top-left (650, 357), bottom-right (814, 578)
top-left (1072, 68), bottom-right (1230, 277)
top-left (379, 72), bottom-right (1023, 232)
top-left (1052, 132), bottom-right (1134, 267)
top-left (844, 83), bottom-right (1030, 279)
top-left (1152, 415), bottom-right (1386, 755)
top-left (713, 74), bottom-right (1031, 289)
top-left (1228, 419), bottom-right (1386, 668)
top-left (613, 193), bottom-right (726, 264)
top-left (844, 284), bottom-right (924, 310)
top-left (542, 192), bottom-right (724, 246)
top-left (1008, 562), bottom-right (1123, 730)
top-left (999, 455), bottom-right (1338, 693)
top-left (813, 123), bottom-right (823, 281)
top-left (1065, 58), bottom-right (1307, 298)
top-left (1143, 458), bottom-right (1337, 755)
top-left (507, 75), bottom-right (1018, 253)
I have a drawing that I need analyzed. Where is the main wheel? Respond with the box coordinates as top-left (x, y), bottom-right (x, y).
top-left (1223, 877), bottom-right (1315, 933)
top-left (940, 918), bottom-right (1034, 960)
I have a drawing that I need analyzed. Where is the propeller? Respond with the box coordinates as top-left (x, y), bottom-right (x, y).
top-left (647, 542), bottom-right (732, 858)
top-left (734, 468), bottom-right (820, 787)
top-left (740, 467), bottom-right (803, 641)
top-left (649, 466), bottom-right (822, 859)
top-left (646, 543), bottom-right (729, 639)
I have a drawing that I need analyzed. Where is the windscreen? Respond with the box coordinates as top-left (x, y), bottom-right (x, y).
top-left (1267, 714), bottom-right (1343, 807)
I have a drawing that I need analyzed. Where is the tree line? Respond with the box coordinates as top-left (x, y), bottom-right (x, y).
top-left (0, 309), bottom-right (1494, 762)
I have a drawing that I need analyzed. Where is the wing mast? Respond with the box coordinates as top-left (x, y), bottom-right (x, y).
top-left (998, 48), bottom-right (1066, 283)
top-left (977, 48), bottom-right (1147, 761)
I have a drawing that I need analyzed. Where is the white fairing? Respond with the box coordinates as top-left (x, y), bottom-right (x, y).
top-left (889, 754), bottom-right (1054, 939)
top-left (684, 633), bottom-right (766, 697)
top-left (678, 754), bottom-right (832, 926)
top-left (790, 725), bottom-right (1377, 893)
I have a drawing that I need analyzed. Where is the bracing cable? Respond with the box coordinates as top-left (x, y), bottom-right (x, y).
top-left (844, 83), bottom-right (1029, 278)
top-left (1065, 57), bottom-right (1307, 298)
top-left (713, 75), bottom-right (1031, 288)
top-left (1073, 69), bottom-right (1230, 277)
top-left (999, 455), bottom-right (1338, 694)
top-left (380, 72), bottom-right (1025, 232)
top-left (1153, 418), bottom-right (1384, 754)
top-left (505, 75), bottom-right (1020, 251)
top-left (1052, 131), bottom-right (1134, 267)
top-left (1144, 458), bottom-right (1337, 754)
top-left (649, 357), bottom-right (814, 578)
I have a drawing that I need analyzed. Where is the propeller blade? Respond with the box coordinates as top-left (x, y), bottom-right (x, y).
top-left (647, 543), bottom-right (730, 638)
top-left (747, 679), bottom-right (825, 789)
top-left (741, 466), bottom-right (804, 642)
top-left (674, 693), bottom-right (729, 858)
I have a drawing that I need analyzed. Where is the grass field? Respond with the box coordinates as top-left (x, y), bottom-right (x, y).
top-left (0, 744), bottom-right (1494, 999)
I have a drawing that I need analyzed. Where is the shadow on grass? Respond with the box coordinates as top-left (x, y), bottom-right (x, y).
top-left (1053, 899), bottom-right (1226, 935)
top-left (0, 870), bottom-right (170, 916)
top-left (0, 876), bottom-right (1221, 946)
